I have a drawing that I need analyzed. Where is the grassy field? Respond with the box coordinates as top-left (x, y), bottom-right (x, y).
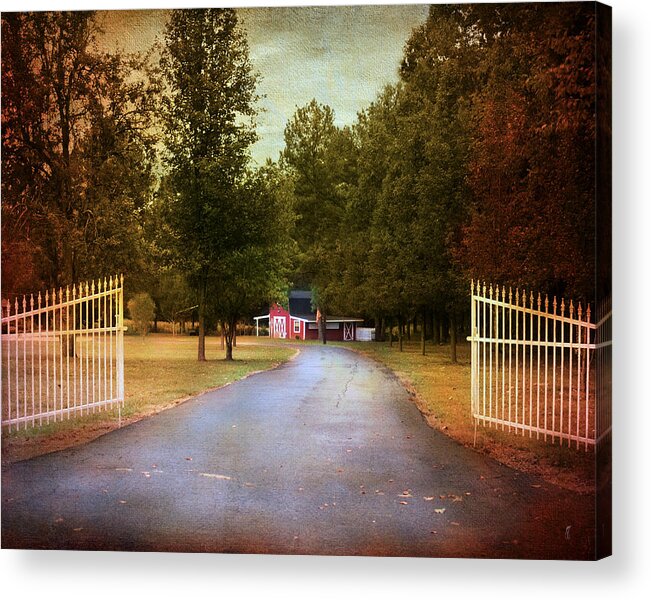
top-left (2, 335), bottom-right (296, 463)
top-left (334, 339), bottom-right (595, 493)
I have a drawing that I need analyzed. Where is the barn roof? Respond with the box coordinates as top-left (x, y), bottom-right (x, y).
top-left (254, 290), bottom-right (364, 323)
top-left (288, 290), bottom-right (314, 319)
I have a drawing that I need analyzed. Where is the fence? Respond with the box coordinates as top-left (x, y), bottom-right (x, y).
top-left (1, 276), bottom-right (124, 431)
top-left (468, 281), bottom-right (612, 450)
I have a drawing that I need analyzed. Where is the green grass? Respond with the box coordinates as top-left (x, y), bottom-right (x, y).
top-left (121, 334), bottom-right (295, 417)
top-left (2, 335), bottom-right (295, 460)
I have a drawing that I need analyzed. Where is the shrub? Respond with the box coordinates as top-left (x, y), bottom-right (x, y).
top-left (127, 292), bottom-right (156, 336)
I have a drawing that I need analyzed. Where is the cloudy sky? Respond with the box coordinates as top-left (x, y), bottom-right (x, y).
top-left (95, 5), bottom-right (429, 165)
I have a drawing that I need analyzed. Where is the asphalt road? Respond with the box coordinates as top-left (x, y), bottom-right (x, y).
top-left (1, 344), bottom-right (594, 558)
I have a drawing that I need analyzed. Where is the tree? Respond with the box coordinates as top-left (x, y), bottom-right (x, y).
top-left (127, 292), bottom-right (156, 336)
top-left (160, 8), bottom-right (258, 361)
top-left (457, 3), bottom-right (597, 302)
top-left (1, 11), bottom-right (159, 293)
top-left (210, 164), bottom-right (294, 360)
top-left (280, 99), bottom-right (355, 343)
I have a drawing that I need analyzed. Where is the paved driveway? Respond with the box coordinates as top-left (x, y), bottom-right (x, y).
top-left (1, 344), bottom-right (594, 558)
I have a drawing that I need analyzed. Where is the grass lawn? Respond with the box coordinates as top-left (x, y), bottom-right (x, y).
top-left (334, 339), bottom-right (595, 493)
top-left (1, 335), bottom-right (296, 464)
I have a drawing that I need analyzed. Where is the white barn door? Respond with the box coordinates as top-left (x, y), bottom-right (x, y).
top-left (343, 322), bottom-right (354, 341)
top-left (273, 316), bottom-right (286, 339)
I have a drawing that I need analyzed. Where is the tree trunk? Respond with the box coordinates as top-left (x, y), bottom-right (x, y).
top-left (319, 308), bottom-right (327, 345)
top-left (398, 314), bottom-right (403, 352)
top-left (197, 280), bottom-right (206, 361)
top-left (421, 309), bottom-right (426, 356)
top-left (449, 313), bottom-right (457, 363)
top-left (389, 317), bottom-right (393, 348)
top-left (233, 324), bottom-right (237, 347)
top-left (374, 315), bottom-right (384, 342)
top-left (224, 317), bottom-right (236, 361)
top-left (406, 318), bottom-right (411, 341)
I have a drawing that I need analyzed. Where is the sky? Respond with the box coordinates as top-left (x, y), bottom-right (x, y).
top-left (94, 5), bottom-right (429, 165)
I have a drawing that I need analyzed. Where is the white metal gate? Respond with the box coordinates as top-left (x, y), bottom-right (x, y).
top-left (1, 275), bottom-right (124, 431)
top-left (468, 281), bottom-right (612, 450)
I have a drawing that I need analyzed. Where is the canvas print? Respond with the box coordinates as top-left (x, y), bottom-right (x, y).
top-left (1, 2), bottom-right (611, 559)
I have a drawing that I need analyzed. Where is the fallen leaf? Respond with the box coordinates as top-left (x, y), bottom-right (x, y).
top-left (399, 501), bottom-right (408, 505)
top-left (200, 473), bottom-right (231, 480)
top-left (114, 468), bottom-right (132, 472)
top-left (73, 527), bottom-right (83, 532)
top-left (531, 484), bottom-right (541, 488)
top-left (54, 517), bottom-right (64, 523)
top-left (424, 496), bottom-right (435, 501)
top-left (451, 522), bottom-right (460, 526)
top-left (185, 457), bottom-right (192, 461)
top-left (399, 491), bottom-right (412, 498)
top-left (449, 494), bottom-right (463, 502)
top-left (141, 472), bottom-right (151, 478)
top-left (434, 508), bottom-right (446, 514)
top-left (119, 500), bottom-right (127, 504)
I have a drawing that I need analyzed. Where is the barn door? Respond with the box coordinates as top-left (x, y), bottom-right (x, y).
top-left (273, 316), bottom-right (286, 339)
top-left (343, 322), bottom-right (353, 341)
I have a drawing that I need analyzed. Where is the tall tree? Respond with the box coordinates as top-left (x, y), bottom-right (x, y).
top-left (160, 8), bottom-right (258, 360)
top-left (210, 164), bottom-right (294, 360)
top-left (280, 99), bottom-right (354, 343)
top-left (458, 3), bottom-right (597, 302)
top-left (1, 11), bottom-right (159, 293)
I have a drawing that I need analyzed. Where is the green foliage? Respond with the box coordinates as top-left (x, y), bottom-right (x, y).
top-left (277, 3), bottom-right (598, 359)
top-left (280, 100), bottom-right (355, 312)
top-left (160, 9), bottom-right (291, 359)
top-left (127, 292), bottom-right (156, 336)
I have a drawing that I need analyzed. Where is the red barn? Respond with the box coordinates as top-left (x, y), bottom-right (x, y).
top-left (254, 290), bottom-right (363, 341)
